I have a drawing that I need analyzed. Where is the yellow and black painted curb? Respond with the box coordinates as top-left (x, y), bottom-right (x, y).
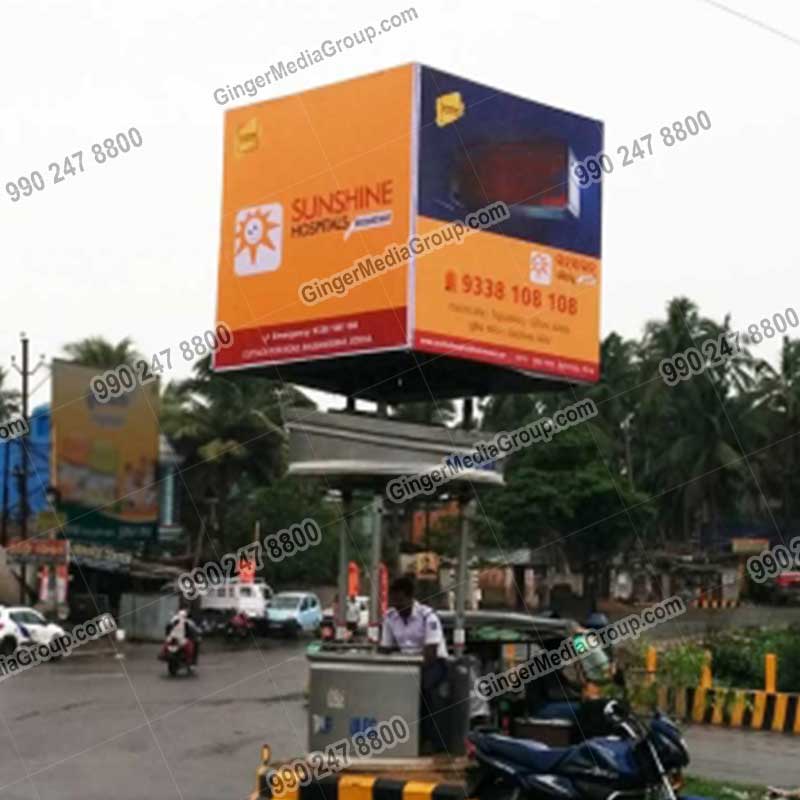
top-left (253, 772), bottom-right (470, 800)
top-left (656, 685), bottom-right (800, 734)
top-left (251, 749), bottom-right (470, 800)
top-left (691, 598), bottom-right (739, 609)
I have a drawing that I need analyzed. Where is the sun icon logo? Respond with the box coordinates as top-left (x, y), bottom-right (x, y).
top-left (234, 203), bottom-right (283, 276)
top-left (529, 250), bottom-right (553, 286)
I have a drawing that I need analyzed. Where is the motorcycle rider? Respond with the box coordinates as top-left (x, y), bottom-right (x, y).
top-left (165, 607), bottom-right (201, 665)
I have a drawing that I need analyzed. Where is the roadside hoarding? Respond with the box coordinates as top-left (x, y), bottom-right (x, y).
top-left (51, 359), bottom-right (159, 549)
top-left (6, 537), bottom-right (69, 565)
top-left (215, 64), bottom-right (602, 386)
top-left (215, 65), bottom-right (413, 368)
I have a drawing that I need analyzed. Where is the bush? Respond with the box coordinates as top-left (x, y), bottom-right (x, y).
top-left (706, 628), bottom-right (800, 692)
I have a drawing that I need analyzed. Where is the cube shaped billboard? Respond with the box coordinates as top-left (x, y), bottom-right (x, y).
top-left (215, 64), bottom-right (602, 384)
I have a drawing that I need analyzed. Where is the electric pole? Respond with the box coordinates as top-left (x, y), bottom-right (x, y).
top-left (10, 333), bottom-right (45, 602)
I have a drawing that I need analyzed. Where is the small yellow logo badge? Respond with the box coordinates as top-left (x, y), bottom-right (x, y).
top-left (436, 92), bottom-right (465, 128)
top-left (235, 118), bottom-right (262, 156)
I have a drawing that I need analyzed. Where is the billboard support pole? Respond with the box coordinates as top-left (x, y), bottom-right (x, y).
top-left (367, 495), bottom-right (383, 645)
top-left (335, 489), bottom-right (352, 641)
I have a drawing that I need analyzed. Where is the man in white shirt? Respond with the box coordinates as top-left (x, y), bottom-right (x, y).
top-left (345, 594), bottom-right (360, 635)
top-left (380, 576), bottom-right (448, 752)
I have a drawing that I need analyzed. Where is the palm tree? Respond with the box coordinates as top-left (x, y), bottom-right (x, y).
top-left (582, 333), bottom-right (643, 487)
top-left (160, 357), bottom-right (314, 553)
top-left (635, 298), bottom-right (759, 540)
top-left (62, 336), bottom-right (141, 368)
top-left (751, 336), bottom-right (800, 523)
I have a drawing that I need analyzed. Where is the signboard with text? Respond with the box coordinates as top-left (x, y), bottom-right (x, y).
top-left (7, 538), bottom-right (69, 565)
top-left (51, 359), bottom-right (159, 548)
top-left (214, 64), bottom-right (602, 385)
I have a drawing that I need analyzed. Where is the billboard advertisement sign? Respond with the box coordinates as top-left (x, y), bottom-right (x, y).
top-left (51, 359), bottom-right (159, 549)
top-left (7, 537), bottom-right (69, 564)
top-left (215, 64), bottom-right (602, 384)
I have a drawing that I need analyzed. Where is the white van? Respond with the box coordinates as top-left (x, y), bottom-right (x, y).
top-left (199, 580), bottom-right (273, 619)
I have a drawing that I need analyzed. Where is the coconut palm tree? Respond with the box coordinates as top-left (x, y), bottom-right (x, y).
top-left (160, 357), bottom-right (314, 553)
top-left (62, 336), bottom-right (141, 368)
top-left (751, 336), bottom-right (800, 524)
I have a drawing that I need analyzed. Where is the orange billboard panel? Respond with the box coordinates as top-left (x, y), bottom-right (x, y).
top-left (214, 65), bottom-right (416, 370)
top-left (214, 64), bottom-right (603, 385)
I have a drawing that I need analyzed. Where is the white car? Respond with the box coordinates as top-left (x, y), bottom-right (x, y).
top-left (0, 606), bottom-right (67, 656)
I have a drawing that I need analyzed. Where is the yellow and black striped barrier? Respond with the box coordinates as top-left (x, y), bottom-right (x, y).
top-left (253, 772), bottom-right (470, 800)
top-left (251, 748), bottom-right (471, 800)
top-left (656, 685), bottom-right (800, 734)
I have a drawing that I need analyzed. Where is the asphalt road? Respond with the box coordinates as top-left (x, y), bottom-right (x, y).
top-left (0, 639), bottom-right (309, 800)
top-left (684, 725), bottom-right (800, 788)
top-left (0, 641), bottom-right (798, 800)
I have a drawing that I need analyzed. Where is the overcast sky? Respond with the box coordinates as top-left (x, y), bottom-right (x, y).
top-left (2, 0), bottom-right (798, 411)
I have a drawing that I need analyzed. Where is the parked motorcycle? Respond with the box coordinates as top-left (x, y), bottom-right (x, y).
top-left (467, 700), bottom-right (709, 800)
top-left (158, 636), bottom-right (195, 677)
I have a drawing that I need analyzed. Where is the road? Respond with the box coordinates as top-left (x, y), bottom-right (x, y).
top-left (684, 725), bottom-right (800, 788)
top-left (0, 641), bottom-right (798, 799)
top-left (0, 640), bottom-right (308, 800)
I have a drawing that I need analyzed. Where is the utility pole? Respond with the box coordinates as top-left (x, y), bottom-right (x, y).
top-left (10, 333), bottom-right (45, 603)
top-left (1, 442), bottom-right (9, 547)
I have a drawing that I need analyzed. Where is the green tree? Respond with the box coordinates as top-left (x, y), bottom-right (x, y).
top-left (751, 336), bottom-right (800, 524)
top-left (223, 475), bottom-right (349, 586)
top-left (0, 367), bottom-right (20, 422)
top-left (62, 336), bottom-right (141, 368)
top-left (160, 357), bottom-right (314, 555)
top-left (634, 298), bottom-right (759, 540)
top-left (478, 424), bottom-right (651, 582)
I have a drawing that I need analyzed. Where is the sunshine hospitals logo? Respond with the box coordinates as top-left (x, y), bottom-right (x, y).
top-left (234, 203), bottom-right (283, 276)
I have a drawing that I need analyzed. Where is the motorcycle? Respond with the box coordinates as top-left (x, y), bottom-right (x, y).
top-left (225, 611), bottom-right (255, 644)
top-left (158, 635), bottom-right (195, 677)
top-left (467, 700), bottom-right (710, 800)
